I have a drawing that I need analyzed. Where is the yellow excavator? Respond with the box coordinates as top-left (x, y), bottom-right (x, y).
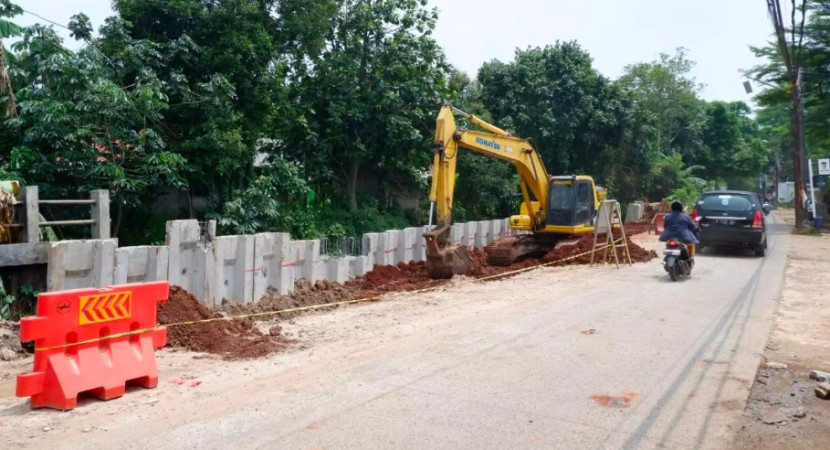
top-left (424, 105), bottom-right (607, 279)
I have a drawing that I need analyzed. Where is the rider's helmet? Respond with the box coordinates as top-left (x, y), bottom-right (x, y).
top-left (671, 201), bottom-right (683, 212)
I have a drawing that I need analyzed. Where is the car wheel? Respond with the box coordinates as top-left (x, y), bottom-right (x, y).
top-left (755, 245), bottom-right (766, 257)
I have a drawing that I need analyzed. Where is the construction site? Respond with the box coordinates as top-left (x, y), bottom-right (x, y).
top-left (4, 0), bottom-right (830, 448)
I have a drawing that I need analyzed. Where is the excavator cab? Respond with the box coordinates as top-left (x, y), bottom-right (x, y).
top-left (546, 177), bottom-right (597, 228)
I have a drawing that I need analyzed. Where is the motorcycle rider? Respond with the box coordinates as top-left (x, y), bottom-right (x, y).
top-left (659, 200), bottom-right (700, 261)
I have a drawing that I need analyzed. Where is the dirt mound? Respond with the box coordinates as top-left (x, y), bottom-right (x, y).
top-left (224, 228), bottom-right (656, 319)
top-left (0, 320), bottom-right (26, 361)
top-left (543, 232), bottom-right (656, 265)
top-left (158, 286), bottom-right (294, 360)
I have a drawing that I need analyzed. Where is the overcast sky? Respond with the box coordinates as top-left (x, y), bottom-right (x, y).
top-left (13, 0), bottom-right (777, 103)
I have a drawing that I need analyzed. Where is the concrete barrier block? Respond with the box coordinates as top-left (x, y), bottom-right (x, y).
top-left (476, 221), bottom-right (491, 249)
top-left (386, 230), bottom-right (401, 265)
top-left (254, 232), bottom-right (292, 298)
top-left (399, 228), bottom-right (417, 263)
top-left (48, 239), bottom-right (118, 291)
top-left (450, 224), bottom-right (464, 245)
top-left (166, 220), bottom-right (214, 305)
top-left (327, 258), bottom-right (349, 283)
top-left (490, 220), bottom-right (502, 243)
top-left (415, 226), bottom-right (428, 261)
top-left (114, 245), bottom-right (169, 285)
top-left (464, 222), bottom-right (476, 248)
top-left (350, 255), bottom-right (371, 278)
top-left (362, 233), bottom-right (379, 267)
top-left (304, 240), bottom-right (323, 282)
top-left (625, 203), bottom-right (644, 223)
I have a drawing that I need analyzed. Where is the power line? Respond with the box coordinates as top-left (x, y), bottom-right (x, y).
top-left (21, 9), bottom-right (71, 31)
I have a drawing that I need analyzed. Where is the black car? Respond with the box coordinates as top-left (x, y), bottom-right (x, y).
top-left (691, 190), bottom-right (768, 257)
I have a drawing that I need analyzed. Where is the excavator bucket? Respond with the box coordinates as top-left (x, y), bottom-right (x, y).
top-left (425, 245), bottom-right (472, 279)
top-left (424, 226), bottom-right (472, 279)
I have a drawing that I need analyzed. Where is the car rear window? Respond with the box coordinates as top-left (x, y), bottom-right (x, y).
top-left (698, 194), bottom-right (753, 213)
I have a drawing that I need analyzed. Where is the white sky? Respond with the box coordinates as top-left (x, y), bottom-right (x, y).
top-left (12, 0), bottom-right (777, 103)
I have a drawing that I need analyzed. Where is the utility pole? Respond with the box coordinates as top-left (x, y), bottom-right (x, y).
top-left (793, 68), bottom-right (807, 226)
top-left (767, 0), bottom-right (808, 229)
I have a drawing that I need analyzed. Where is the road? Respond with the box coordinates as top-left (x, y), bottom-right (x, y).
top-left (0, 216), bottom-right (790, 450)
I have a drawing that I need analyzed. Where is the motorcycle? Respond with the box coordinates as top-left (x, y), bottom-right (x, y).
top-left (663, 239), bottom-right (693, 282)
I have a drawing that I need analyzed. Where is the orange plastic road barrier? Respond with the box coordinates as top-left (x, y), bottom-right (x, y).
top-left (16, 281), bottom-right (169, 410)
top-left (648, 213), bottom-right (666, 234)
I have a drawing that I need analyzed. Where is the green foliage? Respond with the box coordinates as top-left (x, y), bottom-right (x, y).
top-left (278, 0), bottom-right (450, 212)
top-left (0, 1), bottom-right (779, 246)
top-left (0, 281), bottom-right (38, 321)
top-left (3, 23), bottom-right (188, 235)
top-left (478, 41), bottom-right (626, 176)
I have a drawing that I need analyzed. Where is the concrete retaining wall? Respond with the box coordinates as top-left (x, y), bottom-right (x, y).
top-left (46, 217), bottom-right (513, 305)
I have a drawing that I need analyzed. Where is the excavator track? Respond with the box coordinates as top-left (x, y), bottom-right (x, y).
top-left (484, 235), bottom-right (554, 266)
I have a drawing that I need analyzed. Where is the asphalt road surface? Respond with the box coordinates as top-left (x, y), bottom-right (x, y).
top-left (0, 216), bottom-right (790, 450)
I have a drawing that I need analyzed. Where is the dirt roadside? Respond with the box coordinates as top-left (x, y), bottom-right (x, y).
top-left (730, 211), bottom-right (830, 449)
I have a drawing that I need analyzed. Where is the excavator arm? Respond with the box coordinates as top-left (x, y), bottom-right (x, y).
top-left (424, 105), bottom-right (550, 278)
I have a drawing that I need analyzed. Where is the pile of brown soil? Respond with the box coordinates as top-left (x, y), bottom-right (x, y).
top-left (158, 286), bottom-right (294, 360)
top-left (229, 230), bottom-right (656, 318)
top-left (543, 232), bottom-right (657, 266)
top-left (224, 262), bottom-right (447, 318)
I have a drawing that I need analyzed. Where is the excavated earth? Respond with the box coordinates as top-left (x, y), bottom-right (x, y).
top-left (190, 223), bottom-right (657, 359)
top-left (157, 286), bottom-right (295, 360)
top-left (4, 223), bottom-right (656, 361)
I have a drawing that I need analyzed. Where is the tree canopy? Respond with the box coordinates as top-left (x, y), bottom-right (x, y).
top-left (0, 0), bottom-right (778, 244)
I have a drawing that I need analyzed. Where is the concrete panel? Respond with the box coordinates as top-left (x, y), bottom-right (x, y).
top-left (166, 220), bottom-right (214, 306)
top-left (450, 224), bottom-right (464, 245)
top-left (375, 232), bottom-right (396, 267)
top-left (327, 258), bottom-right (349, 284)
top-left (398, 228), bottom-right (417, 264)
top-left (385, 230), bottom-right (401, 266)
top-left (0, 243), bottom-right (49, 266)
top-left (490, 220), bottom-right (502, 243)
top-left (625, 203), bottom-right (644, 224)
top-left (362, 233), bottom-right (379, 267)
top-left (350, 255), bottom-right (371, 278)
top-left (47, 239), bottom-right (117, 291)
top-left (254, 232), bottom-right (292, 299)
top-left (212, 235), bottom-right (255, 304)
top-left (476, 221), bottom-right (491, 250)
top-left (304, 240), bottom-right (323, 283)
top-left (464, 222), bottom-right (476, 248)
top-left (114, 245), bottom-right (169, 284)
top-left (414, 226), bottom-right (428, 262)
top-left (287, 240), bottom-right (307, 286)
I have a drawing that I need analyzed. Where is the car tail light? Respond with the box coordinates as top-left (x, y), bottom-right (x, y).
top-left (668, 240), bottom-right (678, 248)
top-left (691, 208), bottom-right (698, 221)
top-left (752, 210), bottom-right (763, 229)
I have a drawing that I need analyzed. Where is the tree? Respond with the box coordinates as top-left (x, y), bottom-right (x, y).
top-left (113, 0), bottom-right (287, 205)
top-left (278, 0), bottom-right (450, 212)
top-left (617, 48), bottom-right (706, 164)
top-left (0, 0), bottom-right (22, 118)
top-left (477, 42), bottom-right (626, 177)
top-left (700, 101), bottom-right (769, 184)
top-left (2, 19), bottom-right (187, 236)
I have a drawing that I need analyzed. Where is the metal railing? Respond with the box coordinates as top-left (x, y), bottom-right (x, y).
top-left (320, 236), bottom-right (362, 259)
top-left (16, 186), bottom-right (110, 243)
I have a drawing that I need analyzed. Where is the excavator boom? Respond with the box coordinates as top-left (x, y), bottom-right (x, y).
top-left (425, 105), bottom-right (551, 278)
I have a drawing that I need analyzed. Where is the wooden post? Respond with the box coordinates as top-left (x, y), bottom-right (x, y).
top-left (22, 186), bottom-right (40, 243)
top-left (90, 189), bottom-right (110, 239)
